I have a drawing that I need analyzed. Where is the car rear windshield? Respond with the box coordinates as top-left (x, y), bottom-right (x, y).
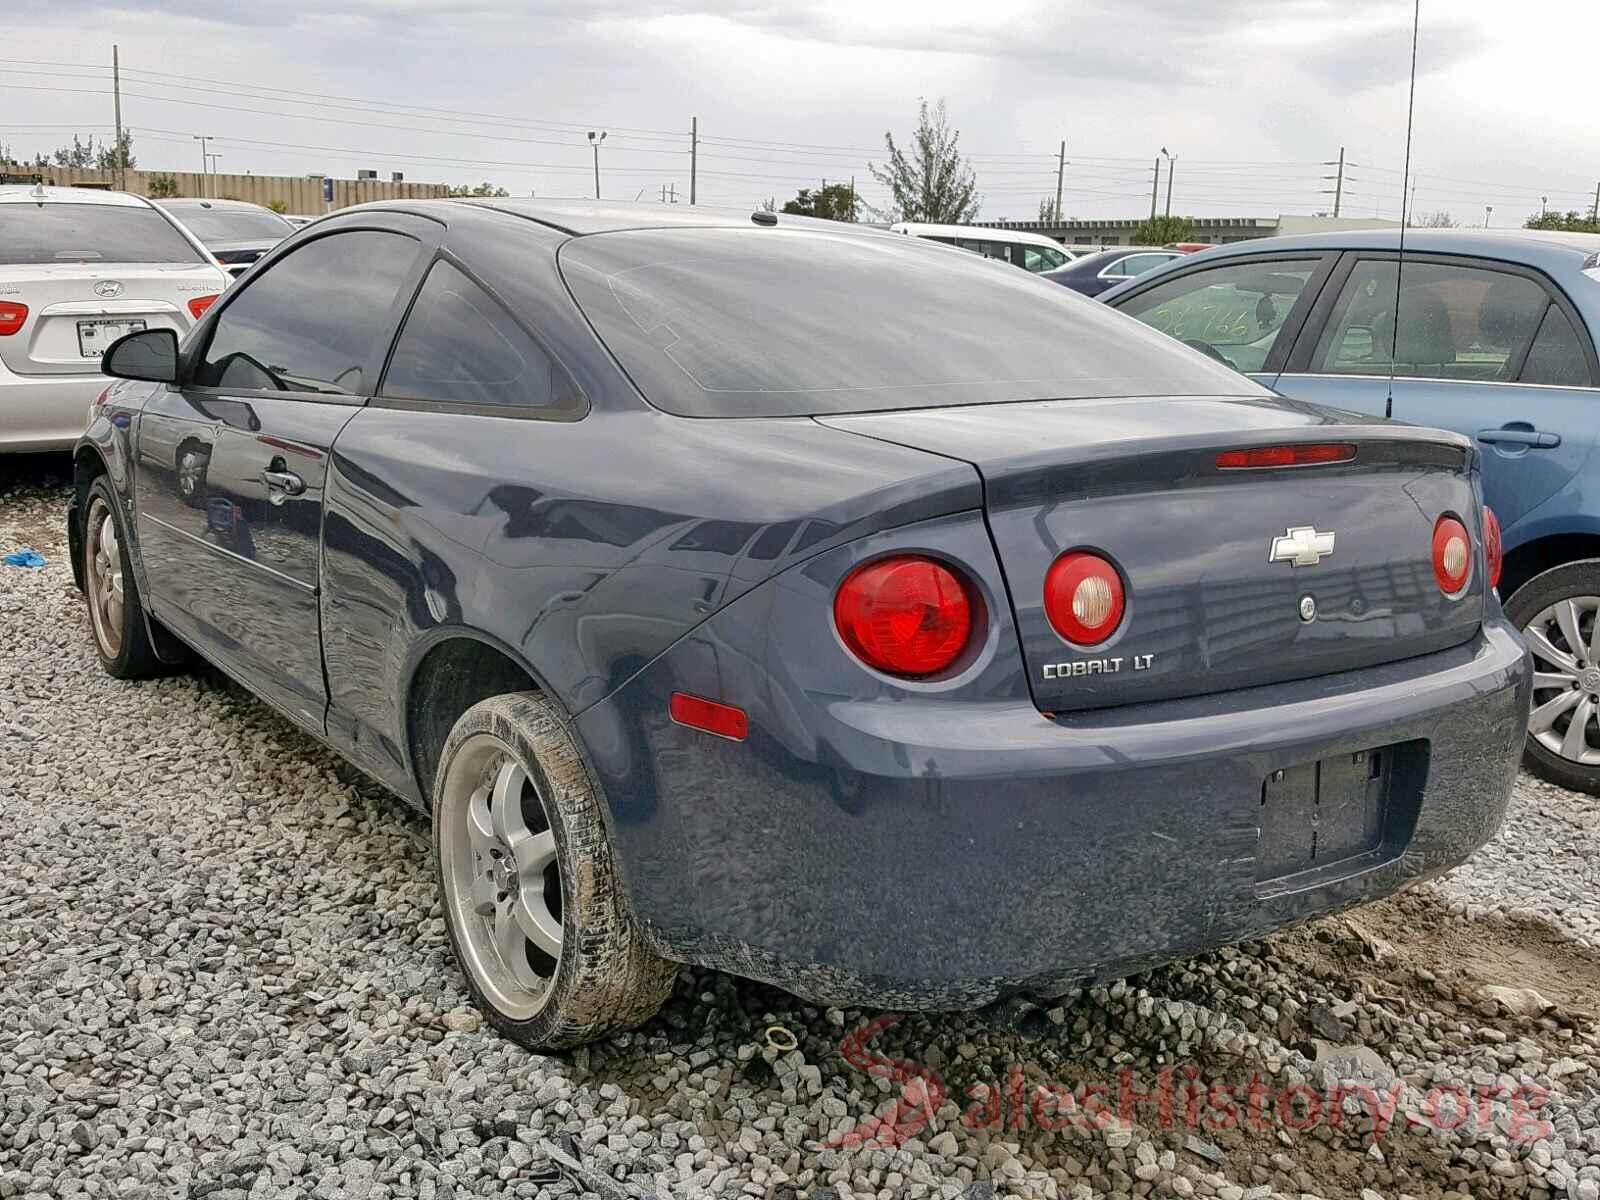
top-left (0, 203), bottom-right (206, 265)
top-left (168, 206), bottom-right (295, 242)
top-left (560, 227), bottom-right (1261, 417)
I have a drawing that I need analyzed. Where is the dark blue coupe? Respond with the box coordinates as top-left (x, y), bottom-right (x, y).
top-left (71, 201), bottom-right (1531, 1048)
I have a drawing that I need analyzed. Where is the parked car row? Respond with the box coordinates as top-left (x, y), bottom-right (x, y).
top-left (0, 185), bottom-right (301, 451)
top-left (1100, 229), bottom-right (1600, 794)
top-left (65, 199), bottom-right (1529, 1049)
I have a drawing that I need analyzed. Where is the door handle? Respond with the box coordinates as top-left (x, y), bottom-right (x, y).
top-left (1476, 427), bottom-right (1561, 449)
top-left (260, 469), bottom-right (306, 498)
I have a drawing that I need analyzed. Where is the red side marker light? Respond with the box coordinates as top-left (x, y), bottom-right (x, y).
top-left (1482, 505), bottom-right (1503, 590)
top-left (669, 692), bottom-right (748, 741)
top-left (1216, 442), bottom-right (1356, 469)
top-left (188, 294), bottom-right (220, 320)
top-left (0, 301), bottom-right (28, 336)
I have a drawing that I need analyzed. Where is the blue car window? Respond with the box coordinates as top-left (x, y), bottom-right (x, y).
top-left (1312, 259), bottom-right (1547, 383)
top-left (1520, 304), bottom-right (1594, 388)
top-left (1117, 259), bottom-right (1319, 374)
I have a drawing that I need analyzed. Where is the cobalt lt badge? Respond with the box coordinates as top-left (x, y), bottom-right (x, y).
top-left (1269, 526), bottom-right (1335, 567)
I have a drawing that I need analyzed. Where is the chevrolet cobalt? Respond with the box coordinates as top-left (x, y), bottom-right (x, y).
top-left (70, 200), bottom-right (1531, 1049)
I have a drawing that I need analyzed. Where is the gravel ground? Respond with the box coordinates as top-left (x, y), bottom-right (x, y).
top-left (2, 458), bottom-right (1598, 1200)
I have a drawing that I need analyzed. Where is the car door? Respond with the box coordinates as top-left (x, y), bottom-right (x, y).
top-left (1108, 251), bottom-right (1339, 385)
top-left (1276, 252), bottom-right (1600, 533)
top-left (134, 215), bottom-right (435, 730)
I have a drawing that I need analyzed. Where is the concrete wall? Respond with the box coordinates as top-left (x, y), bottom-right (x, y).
top-left (0, 166), bottom-right (451, 213)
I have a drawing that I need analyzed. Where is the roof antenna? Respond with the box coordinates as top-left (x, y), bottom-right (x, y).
top-left (1387, 0), bottom-right (1421, 420)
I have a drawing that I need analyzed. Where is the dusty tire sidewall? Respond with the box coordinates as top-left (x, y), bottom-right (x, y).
top-left (431, 691), bottom-right (662, 1048)
top-left (83, 476), bottom-right (146, 678)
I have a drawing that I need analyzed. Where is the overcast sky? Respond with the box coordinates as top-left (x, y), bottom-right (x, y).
top-left (4, 0), bottom-right (1597, 225)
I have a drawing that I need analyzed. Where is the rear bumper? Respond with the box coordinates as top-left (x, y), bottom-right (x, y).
top-left (575, 618), bottom-right (1531, 1009)
top-left (0, 370), bottom-right (103, 452)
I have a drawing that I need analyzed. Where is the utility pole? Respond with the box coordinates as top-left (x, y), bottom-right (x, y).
top-left (1149, 157), bottom-right (1160, 220)
top-left (1592, 181), bottom-right (1599, 222)
top-left (849, 175), bottom-right (856, 222)
top-left (1054, 139), bottom-right (1065, 226)
top-left (193, 136), bottom-right (212, 198)
top-left (689, 117), bottom-right (698, 205)
top-left (1332, 146), bottom-right (1345, 218)
top-left (587, 130), bottom-right (606, 200)
top-left (206, 153), bottom-right (222, 185)
top-left (1162, 147), bottom-right (1176, 218)
top-left (111, 45), bottom-right (125, 190)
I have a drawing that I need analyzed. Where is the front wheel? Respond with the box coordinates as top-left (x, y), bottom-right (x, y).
top-left (81, 477), bottom-right (164, 679)
top-left (1505, 560), bottom-right (1600, 795)
top-left (432, 692), bottom-right (676, 1048)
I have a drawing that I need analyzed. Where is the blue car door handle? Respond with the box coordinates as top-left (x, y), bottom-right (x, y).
top-left (1476, 427), bottom-right (1561, 449)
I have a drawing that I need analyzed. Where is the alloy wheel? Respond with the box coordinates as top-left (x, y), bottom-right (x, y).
top-left (1523, 596), bottom-right (1600, 766)
top-left (438, 733), bottom-right (564, 1019)
top-left (85, 496), bottom-right (125, 660)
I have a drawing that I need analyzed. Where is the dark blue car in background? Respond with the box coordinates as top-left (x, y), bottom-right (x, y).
top-left (1104, 229), bottom-right (1600, 794)
top-left (71, 202), bottom-right (1529, 1048)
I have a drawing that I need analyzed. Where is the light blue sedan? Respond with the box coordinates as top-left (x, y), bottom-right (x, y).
top-left (1104, 228), bottom-right (1600, 794)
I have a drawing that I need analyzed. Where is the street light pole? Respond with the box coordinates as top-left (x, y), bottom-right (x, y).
top-left (192, 136), bottom-right (212, 198)
top-left (1161, 147), bottom-right (1176, 218)
top-left (1484, 204), bottom-right (1493, 228)
top-left (587, 130), bottom-right (606, 201)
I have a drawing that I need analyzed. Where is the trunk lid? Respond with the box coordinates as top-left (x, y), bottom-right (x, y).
top-left (0, 263), bottom-right (224, 376)
top-left (819, 396), bottom-right (1485, 712)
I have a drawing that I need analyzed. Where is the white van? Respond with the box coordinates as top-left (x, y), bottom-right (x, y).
top-left (889, 222), bottom-right (1070, 273)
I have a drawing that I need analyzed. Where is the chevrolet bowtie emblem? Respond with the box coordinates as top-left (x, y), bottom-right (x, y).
top-left (1269, 526), bottom-right (1336, 567)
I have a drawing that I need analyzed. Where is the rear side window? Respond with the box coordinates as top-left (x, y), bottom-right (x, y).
top-left (561, 226), bottom-right (1262, 417)
top-left (1117, 259), bottom-right (1319, 374)
top-left (1022, 245), bottom-right (1068, 272)
top-left (164, 205), bottom-right (295, 242)
top-left (380, 260), bottom-right (583, 415)
top-left (195, 230), bottom-right (420, 394)
top-left (0, 203), bottom-right (205, 265)
top-left (1312, 259), bottom-right (1549, 382)
top-left (1520, 304), bottom-right (1594, 387)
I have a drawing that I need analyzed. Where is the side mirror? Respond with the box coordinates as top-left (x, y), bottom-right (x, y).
top-left (103, 327), bottom-right (179, 384)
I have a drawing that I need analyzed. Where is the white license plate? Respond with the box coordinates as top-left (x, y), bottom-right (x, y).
top-left (77, 318), bottom-right (146, 358)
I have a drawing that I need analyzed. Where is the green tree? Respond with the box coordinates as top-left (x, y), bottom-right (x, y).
top-left (265, 199), bottom-right (289, 214)
top-left (95, 130), bottom-right (135, 172)
top-left (146, 173), bottom-right (179, 199)
top-left (781, 183), bottom-right (860, 222)
top-left (868, 98), bottom-right (979, 223)
top-left (1526, 209), bottom-right (1600, 233)
top-left (1132, 214), bottom-right (1196, 245)
top-left (447, 181), bottom-right (510, 197)
top-left (1037, 196), bottom-right (1059, 223)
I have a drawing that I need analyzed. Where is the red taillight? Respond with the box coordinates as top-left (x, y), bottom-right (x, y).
top-left (833, 555), bottom-right (974, 677)
top-left (0, 301), bottom-right (27, 336)
top-left (187, 294), bottom-right (220, 320)
top-left (1044, 551), bottom-right (1126, 646)
top-left (1432, 516), bottom-right (1471, 596)
top-left (1483, 505), bottom-right (1503, 590)
top-left (669, 692), bottom-right (748, 741)
top-left (94, 385), bottom-right (113, 407)
top-left (1216, 443), bottom-right (1356, 469)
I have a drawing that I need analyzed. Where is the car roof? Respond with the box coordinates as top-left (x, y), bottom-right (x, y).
top-left (0, 185), bottom-right (155, 208)
top-left (332, 197), bottom-right (916, 242)
top-left (1168, 228), bottom-right (1600, 277)
top-left (156, 197), bottom-right (279, 213)
top-left (889, 222), bottom-right (1066, 249)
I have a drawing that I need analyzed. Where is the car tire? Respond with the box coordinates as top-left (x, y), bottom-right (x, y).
top-left (1504, 559), bottom-right (1600, 795)
top-left (80, 476), bottom-right (166, 680)
top-left (432, 691), bottom-right (677, 1048)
